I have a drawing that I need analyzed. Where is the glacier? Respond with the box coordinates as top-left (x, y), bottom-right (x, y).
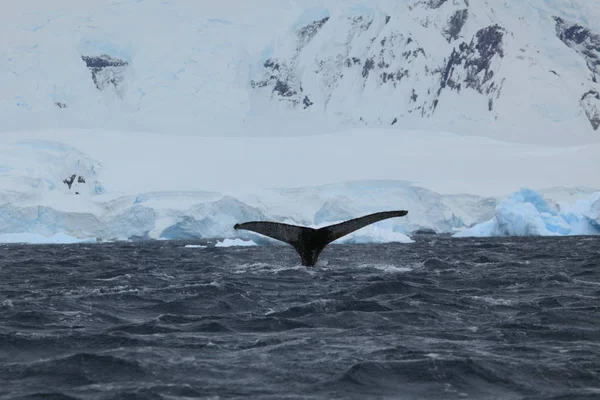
top-left (0, 135), bottom-right (597, 244)
top-left (2, 182), bottom-right (597, 245)
top-left (455, 189), bottom-right (600, 238)
top-left (0, 133), bottom-right (598, 244)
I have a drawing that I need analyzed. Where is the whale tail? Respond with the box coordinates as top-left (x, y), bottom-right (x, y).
top-left (234, 210), bottom-right (408, 266)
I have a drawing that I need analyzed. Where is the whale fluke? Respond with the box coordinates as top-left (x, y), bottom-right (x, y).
top-left (234, 210), bottom-right (408, 266)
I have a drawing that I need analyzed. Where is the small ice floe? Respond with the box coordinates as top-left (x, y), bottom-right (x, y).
top-left (184, 244), bottom-right (208, 249)
top-left (215, 238), bottom-right (257, 247)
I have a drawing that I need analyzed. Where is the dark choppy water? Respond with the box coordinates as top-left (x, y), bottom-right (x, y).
top-left (1, 236), bottom-right (599, 400)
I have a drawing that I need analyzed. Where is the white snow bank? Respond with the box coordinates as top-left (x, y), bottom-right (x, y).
top-left (0, 232), bottom-right (97, 244)
top-left (2, 129), bottom-right (598, 198)
top-left (215, 238), bottom-right (257, 247)
top-left (455, 189), bottom-right (600, 237)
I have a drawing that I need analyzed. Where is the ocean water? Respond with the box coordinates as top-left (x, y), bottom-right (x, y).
top-left (1, 236), bottom-right (599, 399)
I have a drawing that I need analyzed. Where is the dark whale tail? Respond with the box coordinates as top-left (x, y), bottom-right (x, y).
top-left (234, 210), bottom-right (408, 266)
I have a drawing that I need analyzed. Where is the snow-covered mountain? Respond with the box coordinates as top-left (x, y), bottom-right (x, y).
top-left (1, 1), bottom-right (600, 244)
top-left (1, 0), bottom-right (600, 144)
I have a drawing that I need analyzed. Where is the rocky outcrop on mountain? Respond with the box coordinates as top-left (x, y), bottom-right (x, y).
top-left (554, 18), bottom-right (600, 130)
top-left (297, 17), bottom-right (330, 51)
top-left (252, 7), bottom-right (505, 118)
top-left (554, 17), bottom-right (600, 81)
top-left (581, 90), bottom-right (600, 130)
top-left (249, 16), bottom-right (332, 109)
top-left (81, 55), bottom-right (129, 94)
top-left (437, 24), bottom-right (505, 111)
top-left (250, 59), bottom-right (310, 108)
top-left (443, 9), bottom-right (469, 42)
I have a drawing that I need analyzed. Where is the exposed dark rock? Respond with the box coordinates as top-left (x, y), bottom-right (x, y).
top-left (440, 47), bottom-right (463, 92)
top-left (303, 96), bottom-right (313, 109)
top-left (444, 9), bottom-right (468, 42)
top-left (350, 15), bottom-right (373, 31)
top-left (345, 57), bottom-right (361, 67)
top-left (472, 25), bottom-right (505, 69)
top-left (581, 90), bottom-right (600, 130)
top-left (250, 4), bottom-right (504, 120)
top-left (426, 0), bottom-right (449, 9)
top-left (264, 59), bottom-right (280, 71)
top-left (297, 17), bottom-right (330, 51)
top-left (81, 55), bottom-right (129, 91)
top-left (385, 15), bottom-right (391, 24)
top-left (411, 89), bottom-right (418, 102)
top-left (377, 59), bottom-right (390, 69)
top-left (554, 17), bottom-right (600, 80)
top-left (251, 57), bottom-right (307, 106)
top-left (273, 80), bottom-right (296, 97)
top-left (250, 80), bottom-right (267, 89)
top-left (81, 55), bottom-right (127, 69)
top-left (403, 48), bottom-right (426, 60)
top-left (441, 25), bottom-right (505, 94)
top-left (63, 174), bottom-right (76, 189)
top-left (429, 25), bottom-right (506, 116)
top-left (362, 58), bottom-right (375, 78)
top-left (55, 102), bottom-right (67, 109)
top-left (63, 174), bottom-right (87, 190)
top-left (381, 69), bottom-right (409, 84)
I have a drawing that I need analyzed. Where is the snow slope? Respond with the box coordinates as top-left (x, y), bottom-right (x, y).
top-left (1, 0), bottom-right (599, 144)
top-left (1, 129), bottom-right (597, 198)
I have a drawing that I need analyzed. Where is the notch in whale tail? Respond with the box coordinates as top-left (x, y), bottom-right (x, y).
top-left (234, 210), bottom-right (408, 266)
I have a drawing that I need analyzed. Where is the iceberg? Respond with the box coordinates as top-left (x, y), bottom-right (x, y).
top-left (455, 189), bottom-right (600, 237)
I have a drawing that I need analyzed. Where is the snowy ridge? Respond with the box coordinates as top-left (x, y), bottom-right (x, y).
top-left (1, 0), bottom-right (600, 144)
